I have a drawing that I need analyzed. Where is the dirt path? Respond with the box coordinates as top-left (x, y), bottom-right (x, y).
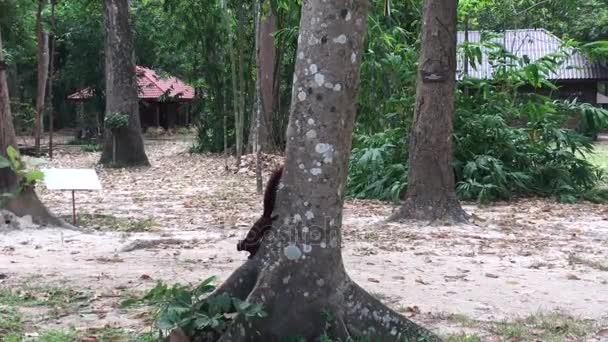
top-left (1, 139), bottom-right (607, 340)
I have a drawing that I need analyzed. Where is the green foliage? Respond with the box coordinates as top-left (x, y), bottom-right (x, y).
top-left (0, 146), bottom-right (46, 204)
top-left (0, 307), bottom-right (23, 340)
top-left (122, 276), bottom-right (266, 340)
top-left (348, 128), bottom-right (408, 201)
top-left (80, 144), bottom-right (102, 152)
top-left (10, 101), bottom-right (36, 134)
top-left (348, 34), bottom-right (608, 204)
top-left (104, 111), bottom-right (130, 130)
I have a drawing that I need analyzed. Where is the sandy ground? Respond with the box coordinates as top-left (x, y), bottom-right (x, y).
top-left (1, 138), bottom-right (607, 340)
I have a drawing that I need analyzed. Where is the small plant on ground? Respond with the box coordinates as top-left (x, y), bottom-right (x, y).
top-left (0, 146), bottom-right (45, 204)
top-left (80, 144), bottom-right (103, 152)
top-left (0, 306), bottom-right (23, 340)
top-left (121, 276), bottom-right (267, 340)
top-left (73, 213), bottom-right (158, 231)
top-left (493, 311), bottom-right (591, 341)
top-left (104, 111), bottom-right (130, 163)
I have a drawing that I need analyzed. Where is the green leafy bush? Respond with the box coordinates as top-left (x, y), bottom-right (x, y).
top-left (347, 33), bottom-right (608, 204)
top-left (122, 276), bottom-right (266, 340)
top-left (104, 112), bottom-right (129, 130)
top-left (348, 128), bottom-right (408, 201)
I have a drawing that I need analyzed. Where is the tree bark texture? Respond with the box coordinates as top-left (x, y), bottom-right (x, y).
top-left (257, 0), bottom-right (277, 152)
top-left (389, 0), bottom-right (468, 223)
top-left (35, 0), bottom-right (49, 155)
top-left (99, 0), bottom-right (149, 166)
top-left (195, 1), bottom-right (441, 341)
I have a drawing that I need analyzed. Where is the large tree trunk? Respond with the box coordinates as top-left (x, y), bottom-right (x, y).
top-left (35, 0), bottom-right (49, 155)
top-left (99, 0), bottom-right (149, 166)
top-left (186, 1), bottom-right (441, 340)
top-left (256, 0), bottom-right (277, 152)
top-left (0, 28), bottom-right (67, 227)
top-left (389, 0), bottom-right (468, 223)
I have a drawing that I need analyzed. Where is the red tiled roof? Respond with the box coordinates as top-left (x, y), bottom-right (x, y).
top-left (135, 66), bottom-right (194, 100)
top-left (67, 66), bottom-right (195, 101)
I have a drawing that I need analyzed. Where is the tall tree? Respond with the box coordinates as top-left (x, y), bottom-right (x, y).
top-left (99, 0), bottom-right (149, 166)
top-left (257, 0), bottom-right (277, 152)
top-left (389, 0), bottom-right (468, 222)
top-left (235, 3), bottom-right (247, 167)
top-left (48, 0), bottom-right (57, 160)
top-left (0, 28), bottom-right (65, 227)
top-left (35, 0), bottom-right (49, 155)
top-left (190, 1), bottom-right (440, 340)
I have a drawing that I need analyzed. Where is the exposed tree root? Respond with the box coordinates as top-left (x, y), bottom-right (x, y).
top-left (388, 196), bottom-right (469, 224)
top-left (192, 261), bottom-right (442, 342)
top-left (212, 260), bottom-right (259, 300)
top-left (4, 187), bottom-right (76, 229)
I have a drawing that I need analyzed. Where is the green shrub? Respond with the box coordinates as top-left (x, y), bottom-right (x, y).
top-left (80, 144), bottom-right (102, 152)
top-left (122, 276), bottom-right (266, 340)
top-left (104, 112), bottom-right (129, 130)
top-left (347, 33), bottom-right (608, 204)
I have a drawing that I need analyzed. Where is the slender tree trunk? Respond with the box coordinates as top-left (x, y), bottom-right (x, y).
top-left (48, 0), bottom-right (57, 160)
top-left (184, 1), bottom-right (440, 340)
top-left (235, 3), bottom-right (246, 168)
top-left (463, 14), bottom-right (470, 98)
top-left (389, 0), bottom-right (468, 223)
top-left (253, 0), bottom-right (264, 193)
top-left (35, 0), bottom-right (49, 156)
top-left (99, 0), bottom-right (149, 166)
top-left (0, 28), bottom-right (67, 227)
top-left (226, 6), bottom-right (240, 167)
top-left (256, 0), bottom-right (277, 152)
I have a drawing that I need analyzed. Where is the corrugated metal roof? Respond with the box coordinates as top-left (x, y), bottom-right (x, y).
top-left (457, 29), bottom-right (608, 81)
top-left (67, 66), bottom-right (195, 101)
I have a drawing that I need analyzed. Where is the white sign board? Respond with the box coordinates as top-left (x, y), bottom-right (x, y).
top-left (41, 169), bottom-right (102, 191)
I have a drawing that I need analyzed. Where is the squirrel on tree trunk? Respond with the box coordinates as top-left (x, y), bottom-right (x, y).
top-left (237, 165), bottom-right (283, 258)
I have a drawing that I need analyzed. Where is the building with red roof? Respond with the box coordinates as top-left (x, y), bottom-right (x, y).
top-left (67, 66), bottom-right (195, 129)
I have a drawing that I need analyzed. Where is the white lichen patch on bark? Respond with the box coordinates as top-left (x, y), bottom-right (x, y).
top-left (302, 244), bottom-right (312, 253)
top-left (306, 130), bottom-right (317, 139)
top-left (310, 168), bottom-right (322, 176)
top-left (305, 210), bottom-right (314, 220)
top-left (307, 118), bottom-right (315, 125)
top-left (314, 73), bottom-right (325, 87)
top-left (333, 34), bottom-right (347, 44)
top-left (284, 244), bottom-right (302, 260)
top-left (351, 52), bottom-right (357, 64)
top-left (309, 64), bottom-right (318, 74)
top-left (298, 91), bottom-right (307, 101)
top-left (333, 83), bottom-right (342, 91)
top-left (315, 143), bottom-right (334, 163)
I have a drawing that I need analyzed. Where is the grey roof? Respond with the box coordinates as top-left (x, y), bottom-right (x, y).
top-left (456, 29), bottom-right (608, 81)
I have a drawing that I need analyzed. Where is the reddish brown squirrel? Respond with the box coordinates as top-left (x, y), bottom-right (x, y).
top-left (237, 166), bottom-right (283, 258)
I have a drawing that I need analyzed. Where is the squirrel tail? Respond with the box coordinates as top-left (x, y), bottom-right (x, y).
top-left (262, 166), bottom-right (283, 218)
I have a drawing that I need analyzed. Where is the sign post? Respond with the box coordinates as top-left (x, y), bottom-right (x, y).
top-left (41, 169), bottom-right (102, 224)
